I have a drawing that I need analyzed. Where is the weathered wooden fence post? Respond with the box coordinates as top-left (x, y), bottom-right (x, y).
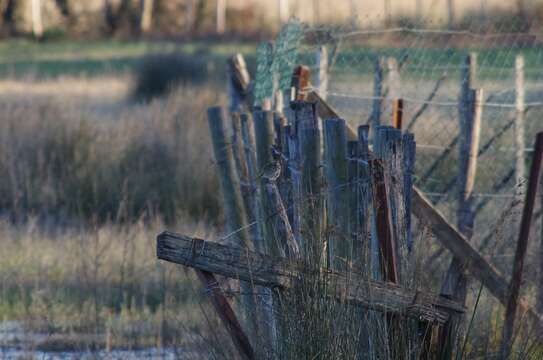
top-left (369, 56), bottom-right (383, 141)
top-left (324, 118), bottom-right (349, 269)
top-left (356, 125), bottom-right (372, 271)
top-left (514, 54), bottom-right (526, 197)
top-left (386, 57), bottom-right (401, 124)
top-left (253, 110), bottom-right (288, 356)
top-left (372, 126), bottom-right (415, 283)
top-left (500, 132), bottom-right (543, 358)
top-left (294, 101), bottom-right (323, 259)
top-left (316, 46), bottom-right (329, 100)
top-left (227, 54), bottom-right (251, 113)
top-left (207, 106), bottom-right (259, 345)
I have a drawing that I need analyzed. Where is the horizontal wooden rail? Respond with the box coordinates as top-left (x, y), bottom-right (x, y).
top-left (157, 231), bottom-right (464, 325)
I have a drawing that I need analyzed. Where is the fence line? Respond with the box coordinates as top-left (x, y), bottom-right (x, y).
top-left (325, 27), bottom-right (543, 39)
top-left (326, 91), bottom-right (543, 109)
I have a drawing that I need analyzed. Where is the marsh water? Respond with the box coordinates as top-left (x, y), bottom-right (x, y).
top-left (0, 321), bottom-right (193, 359)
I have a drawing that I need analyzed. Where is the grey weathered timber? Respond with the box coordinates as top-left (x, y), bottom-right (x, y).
top-left (252, 110), bottom-right (286, 356)
top-left (374, 126), bottom-right (414, 281)
top-left (500, 132), bottom-right (543, 358)
top-left (157, 232), bottom-right (464, 324)
top-left (232, 113), bottom-right (251, 204)
top-left (346, 142), bottom-right (360, 269)
top-left (373, 127), bottom-right (403, 283)
top-left (254, 110), bottom-right (285, 257)
top-left (207, 107), bottom-right (259, 343)
top-left (402, 133), bottom-right (416, 251)
top-left (208, 107), bottom-right (254, 251)
top-left (294, 101), bottom-right (323, 257)
top-left (316, 46), bottom-right (329, 101)
top-left (356, 126), bottom-right (372, 272)
top-left (324, 118), bottom-right (350, 269)
top-left (412, 189), bottom-right (542, 331)
top-left (239, 113), bottom-right (262, 251)
top-left (227, 54), bottom-right (251, 113)
top-left (237, 112), bottom-right (275, 355)
top-left (287, 122), bottom-right (302, 243)
top-left (514, 54), bottom-right (526, 198)
top-left (369, 57), bottom-right (383, 141)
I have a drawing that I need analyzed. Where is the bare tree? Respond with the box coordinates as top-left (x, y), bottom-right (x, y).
top-left (447, 0), bottom-right (455, 29)
top-left (140, 0), bottom-right (154, 34)
top-left (216, 0), bottom-right (226, 34)
top-left (104, 0), bottom-right (134, 35)
top-left (31, 0), bottom-right (43, 38)
top-left (2, 0), bottom-right (17, 34)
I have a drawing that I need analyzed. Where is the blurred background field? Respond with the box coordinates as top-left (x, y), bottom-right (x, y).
top-left (0, 0), bottom-right (543, 358)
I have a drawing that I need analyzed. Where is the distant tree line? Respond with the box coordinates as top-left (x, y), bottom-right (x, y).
top-left (0, 0), bottom-right (541, 40)
top-left (0, 0), bottom-right (223, 39)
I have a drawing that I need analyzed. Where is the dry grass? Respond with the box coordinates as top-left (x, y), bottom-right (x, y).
top-left (0, 217), bottom-right (215, 350)
top-left (0, 78), bottom-right (223, 225)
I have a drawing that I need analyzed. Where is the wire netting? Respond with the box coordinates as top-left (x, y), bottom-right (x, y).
top-left (254, 18), bottom-right (543, 290)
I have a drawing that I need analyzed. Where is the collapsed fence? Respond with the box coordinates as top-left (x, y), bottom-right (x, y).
top-left (153, 21), bottom-right (543, 359)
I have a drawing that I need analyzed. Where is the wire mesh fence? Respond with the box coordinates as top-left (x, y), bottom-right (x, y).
top-left (252, 18), bottom-right (543, 292)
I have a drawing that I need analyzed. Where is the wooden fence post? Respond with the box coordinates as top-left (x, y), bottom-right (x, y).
top-left (232, 113), bottom-right (261, 249)
top-left (324, 118), bottom-right (349, 270)
top-left (514, 54), bottom-right (526, 197)
top-left (294, 101), bottom-right (323, 259)
top-left (357, 125), bottom-right (372, 272)
top-left (387, 57), bottom-right (401, 124)
top-left (316, 46), bottom-right (329, 101)
top-left (207, 106), bottom-right (259, 345)
top-left (373, 126), bottom-right (413, 283)
top-left (228, 54), bottom-right (251, 113)
top-left (369, 57), bottom-right (383, 141)
top-left (253, 110), bottom-right (285, 356)
top-left (455, 89), bottom-right (483, 241)
top-left (500, 132), bottom-right (543, 359)
top-left (540, 174), bottom-right (543, 314)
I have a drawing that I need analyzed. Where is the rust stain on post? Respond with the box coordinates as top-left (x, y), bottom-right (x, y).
top-left (392, 99), bottom-right (403, 130)
top-left (194, 269), bottom-right (255, 360)
top-left (371, 159), bottom-right (399, 283)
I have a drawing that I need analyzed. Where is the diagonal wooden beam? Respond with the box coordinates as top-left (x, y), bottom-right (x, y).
top-left (412, 189), bottom-right (543, 332)
top-left (273, 93), bottom-right (543, 335)
top-left (194, 269), bottom-right (255, 360)
top-left (157, 232), bottom-right (464, 325)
